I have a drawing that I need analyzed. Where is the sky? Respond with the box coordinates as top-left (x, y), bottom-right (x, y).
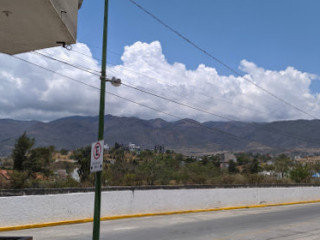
top-left (1, 0), bottom-right (320, 122)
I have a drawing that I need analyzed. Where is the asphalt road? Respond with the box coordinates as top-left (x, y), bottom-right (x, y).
top-left (2, 203), bottom-right (320, 240)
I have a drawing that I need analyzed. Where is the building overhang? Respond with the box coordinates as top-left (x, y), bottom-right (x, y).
top-left (0, 0), bottom-right (82, 55)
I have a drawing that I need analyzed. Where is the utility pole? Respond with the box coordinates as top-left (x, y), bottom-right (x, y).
top-left (92, 0), bottom-right (108, 239)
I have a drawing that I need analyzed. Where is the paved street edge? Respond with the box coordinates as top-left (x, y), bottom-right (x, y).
top-left (1, 199), bottom-right (320, 232)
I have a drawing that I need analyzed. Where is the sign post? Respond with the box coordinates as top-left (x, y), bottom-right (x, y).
top-left (92, 1), bottom-right (108, 239)
top-left (90, 140), bottom-right (104, 173)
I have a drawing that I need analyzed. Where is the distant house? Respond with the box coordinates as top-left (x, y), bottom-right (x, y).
top-left (129, 143), bottom-right (136, 152)
top-left (129, 143), bottom-right (141, 153)
top-left (104, 144), bottom-right (110, 151)
top-left (154, 145), bottom-right (165, 153)
top-left (296, 156), bottom-right (320, 164)
top-left (266, 160), bottom-right (274, 166)
top-left (220, 153), bottom-right (237, 169)
top-left (53, 152), bottom-right (76, 163)
top-left (259, 170), bottom-right (282, 178)
top-left (259, 170), bottom-right (273, 176)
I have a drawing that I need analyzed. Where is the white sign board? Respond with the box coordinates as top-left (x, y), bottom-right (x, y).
top-left (90, 140), bottom-right (104, 173)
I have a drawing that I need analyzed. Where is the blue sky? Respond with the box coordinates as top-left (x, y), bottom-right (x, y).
top-left (78, 0), bottom-right (320, 93)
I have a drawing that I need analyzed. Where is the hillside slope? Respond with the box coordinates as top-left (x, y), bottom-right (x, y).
top-left (1, 115), bottom-right (320, 156)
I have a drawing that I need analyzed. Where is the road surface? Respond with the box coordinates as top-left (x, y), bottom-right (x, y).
top-left (2, 203), bottom-right (320, 240)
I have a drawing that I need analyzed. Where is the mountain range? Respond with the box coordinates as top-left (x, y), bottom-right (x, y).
top-left (1, 115), bottom-right (320, 156)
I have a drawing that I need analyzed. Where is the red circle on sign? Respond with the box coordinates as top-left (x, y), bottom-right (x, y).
top-left (93, 142), bottom-right (102, 160)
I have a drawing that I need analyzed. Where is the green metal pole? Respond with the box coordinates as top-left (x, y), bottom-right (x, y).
top-left (93, 0), bottom-right (108, 239)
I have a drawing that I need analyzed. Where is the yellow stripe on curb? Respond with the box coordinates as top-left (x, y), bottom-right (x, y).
top-left (1, 199), bottom-right (320, 232)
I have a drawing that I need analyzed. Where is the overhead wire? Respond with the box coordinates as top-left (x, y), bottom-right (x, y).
top-left (66, 42), bottom-right (290, 117)
top-left (14, 55), bottom-right (100, 90)
top-left (30, 51), bottom-right (320, 148)
top-left (120, 82), bottom-right (235, 121)
top-left (38, 48), bottom-right (275, 120)
top-left (10, 54), bottom-right (253, 146)
top-left (106, 65), bottom-right (277, 117)
top-left (12, 55), bottom-right (176, 119)
top-left (34, 51), bottom-right (240, 121)
top-left (34, 51), bottom-right (101, 75)
top-left (10, 53), bottom-right (320, 151)
top-left (128, 0), bottom-right (318, 120)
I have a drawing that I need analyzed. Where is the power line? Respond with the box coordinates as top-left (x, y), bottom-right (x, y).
top-left (10, 55), bottom-right (320, 150)
top-left (106, 66), bottom-right (274, 116)
top-left (37, 50), bottom-right (274, 122)
top-left (68, 47), bottom-right (275, 116)
top-left (128, 0), bottom-right (318, 120)
top-left (10, 55), bottom-right (251, 145)
top-left (34, 50), bottom-right (319, 131)
top-left (34, 51), bottom-right (239, 121)
top-left (34, 51), bottom-right (101, 75)
top-left (30, 51), bottom-right (320, 147)
top-left (13, 55), bottom-right (100, 90)
top-left (12, 55), bottom-right (178, 119)
top-left (66, 47), bottom-right (276, 117)
top-left (120, 82), bottom-right (235, 121)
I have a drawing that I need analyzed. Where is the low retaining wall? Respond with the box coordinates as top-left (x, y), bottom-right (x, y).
top-left (1, 186), bottom-right (320, 228)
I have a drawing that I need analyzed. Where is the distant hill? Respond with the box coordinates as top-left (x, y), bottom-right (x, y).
top-left (1, 115), bottom-right (320, 156)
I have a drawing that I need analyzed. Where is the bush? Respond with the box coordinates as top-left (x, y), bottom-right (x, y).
top-left (9, 171), bottom-right (30, 189)
top-left (290, 165), bottom-right (310, 183)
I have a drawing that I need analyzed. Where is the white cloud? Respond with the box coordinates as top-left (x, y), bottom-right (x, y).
top-left (0, 43), bottom-right (100, 121)
top-left (0, 41), bottom-right (319, 122)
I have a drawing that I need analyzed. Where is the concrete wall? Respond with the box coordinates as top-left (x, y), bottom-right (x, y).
top-left (1, 187), bottom-right (320, 227)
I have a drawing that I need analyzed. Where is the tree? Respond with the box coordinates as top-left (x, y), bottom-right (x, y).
top-left (138, 158), bottom-right (159, 185)
top-left (9, 171), bottom-right (30, 188)
top-left (228, 160), bottom-right (238, 173)
top-left (23, 147), bottom-right (53, 176)
top-left (236, 153), bottom-right (251, 166)
top-left (249, 159), bottom-right (260, 174)
top-left (310, 162), bottom-right (320, 174)
top-left (175, 153), bottom-right (184, 163)
top-left (12, 132), bottom-right (34, 170)
top-left (275, 154), bottom-right (292, 178)
top-left (60, 148), bottom-right (69, 155)
top-left (114, 142), bottom-right (121, 150)
top-left (210, 155), bottom-right (221, 168)
top-left (107, 151), bottom-right (135, 185)
top-left (290, 164), bottom-right (310, 183)
top-left (74, 146), bottom-right (92, 182)
top-left (183, 162), bottom-right (209, 184)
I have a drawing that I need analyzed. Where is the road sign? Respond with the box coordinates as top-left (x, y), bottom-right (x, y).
top-left (90, 140), bottom-right (104, 173)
